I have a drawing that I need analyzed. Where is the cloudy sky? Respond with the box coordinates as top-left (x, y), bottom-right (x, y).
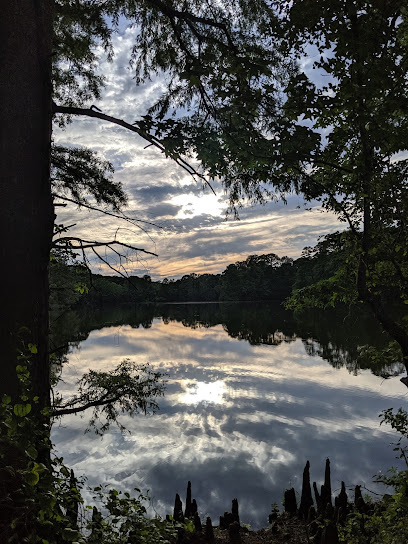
top-left (54, 25), bottom-right (342, 280)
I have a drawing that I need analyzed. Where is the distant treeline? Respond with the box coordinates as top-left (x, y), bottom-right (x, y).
top-left (50, 234), bottom-right (343, 308)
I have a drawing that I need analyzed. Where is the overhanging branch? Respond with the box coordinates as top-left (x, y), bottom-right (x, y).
top-left (53, 394), bottom-right (119, 417)
top-left (52, 103), bottom-right (216, 195)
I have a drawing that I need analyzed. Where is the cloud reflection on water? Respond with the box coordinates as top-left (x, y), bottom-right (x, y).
top-left (52, 315), bottom-right (406, 529)
top-left (180, 380), bottom-right (228, 405)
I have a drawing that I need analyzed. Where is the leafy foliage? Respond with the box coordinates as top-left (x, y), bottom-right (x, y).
top-left (53, 0), bottom-right (112, 112)
top-left (0, 380), bottom-right (84, 543)
top-left (52, 145), bottom-right (126, 211)
top-left (220, 254), bottom-right (295, 301)
top-left (0, 391), bottom-right (180, 544)
top-left (53, 359), bottom-right (165, 434)
top-left (286, 226), bottom-right (408, 373)
top-left (339, 408), bottom-right (408, 544)
top-left (87, 486), bottom-right (177, 544)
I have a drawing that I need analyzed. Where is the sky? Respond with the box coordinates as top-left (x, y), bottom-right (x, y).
top-left (54, 25), bottom-right (342, 280)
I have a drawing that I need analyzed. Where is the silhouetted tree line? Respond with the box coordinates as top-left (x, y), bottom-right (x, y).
top-left (50, 233), bottom-right (404, 311)
top-left (50, 252), bottom-right (300, 306)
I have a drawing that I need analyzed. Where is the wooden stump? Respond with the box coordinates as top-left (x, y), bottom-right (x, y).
top-left (334, 481), bottom-right (348, 522)
top-left (320, 459), bottom-right (332, 509)
top-left (220, 498), bottom-right (240, 529)
top-left (320, 520), bottom-right (339, 544)
top-left (313, 481), bottom-right (322, 514)
top-left (194, 511), bottom-right (202, 532)
top-left (232, 498), bottom-right (240, 524)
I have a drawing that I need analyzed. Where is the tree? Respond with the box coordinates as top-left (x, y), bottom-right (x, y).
top-left (1, 2), bottom-right (54, 408)
top-left (0, 0), bottom-right (283, 407)
top-left (272, 0), bottom-right (408, 380)
top-left (220, 254), bottom-right (294, 301)
top-left (1, 6), bottom-right (284, 539)
top-left (153, 0), bottom-right (408, 380)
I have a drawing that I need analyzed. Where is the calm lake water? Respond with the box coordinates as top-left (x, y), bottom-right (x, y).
top-left (52, 302), bottom-right (407, 528)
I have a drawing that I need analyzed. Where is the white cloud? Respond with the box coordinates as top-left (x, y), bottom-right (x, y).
top-left (53, 20), bottom-right (344, 280)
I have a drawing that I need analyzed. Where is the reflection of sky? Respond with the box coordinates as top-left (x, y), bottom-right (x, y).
top-left (52, 319), bottom-right (407, 528)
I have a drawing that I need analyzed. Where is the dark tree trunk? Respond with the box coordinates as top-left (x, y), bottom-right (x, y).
top-left (0, 1), bottom-right (54, 408)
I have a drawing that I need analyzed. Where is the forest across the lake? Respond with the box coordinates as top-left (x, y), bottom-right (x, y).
top-left (50, 231), bottom-right (402, 309)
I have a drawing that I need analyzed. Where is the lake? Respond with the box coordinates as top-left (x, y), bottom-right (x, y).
top-left (51, 302), bottom-right (407, 528)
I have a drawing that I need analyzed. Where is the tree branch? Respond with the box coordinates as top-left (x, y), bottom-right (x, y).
top-left (293, 166), bottom-right (360, 237)
top-left (53, 194), bottom-right (163, 230)
top-left (53, 392), bottom-right (124, 417)
top-left (52, 103), bottom-right (216, 195)
top-left (145, 0), bottom-right (238, 52)
top-left (52, 237), bottom-right (158, 256)
top-left (313, 159), bottom-right (354, 174)
top-left (91, 246), bottom-right (134, 280)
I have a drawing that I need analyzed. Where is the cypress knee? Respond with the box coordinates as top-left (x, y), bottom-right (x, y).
top-left (194, 511), bottom-right (202, 532)
top-left (299, 460), bottom-right (314, 519)
top-left (185, 481), bottom-right (192, 518)
top-left (205, 517), bottom-right (215, 543)
top-left (174, 493), bottom-right (184, 523)
top-left (228, 521), bottom-right (242, 544)
top-left (232, 498), bottom-right (240, 525)
top-left (283, 487), bottom-right (297, 515)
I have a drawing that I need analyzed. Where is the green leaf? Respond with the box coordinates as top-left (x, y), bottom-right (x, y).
top-left (28, 343), bottom-right (38, 354)
top-left (2, 394), bottom-right (11, 405)
top-left (24, 467), bottom-right (40, 486)
top-left (62, 527), bottom-right (81, 542)
top-left (25, 445), bottom-right (38, 460)
top-left (74, 282), bottom-right (89, 295)
top-left (14, 403), bottom-right (32, 417)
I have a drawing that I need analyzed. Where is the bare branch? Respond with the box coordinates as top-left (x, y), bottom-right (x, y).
top-left (144, 0), bottom-right (239, 51)
top-left (52, 236), bottom-right (158, 257)
top-left (53, 223), bottom-right (76, 236)
top-left (91, 246), bottom-right (133, 280)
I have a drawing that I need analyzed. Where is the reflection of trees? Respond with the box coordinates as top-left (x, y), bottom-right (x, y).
top-left (323, 344), bottom-right (405, 378)
top-left (219, 303), bottom-right (297, 346)
top-left (295, 308), bottom-right (405, 378)
top-left (52, 302), bottom-right (403, 379)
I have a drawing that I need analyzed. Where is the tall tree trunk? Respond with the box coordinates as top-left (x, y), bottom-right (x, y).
top-left (0, 1), bottom-right (54, 408)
